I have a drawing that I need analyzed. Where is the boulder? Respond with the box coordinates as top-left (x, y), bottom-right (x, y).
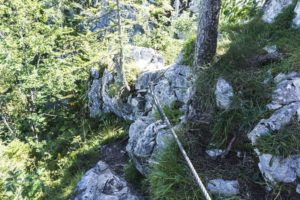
top-left (258, 154), bottom-right (300, 183)
top-left (207, 179), bottom-right (240, 196)
top-left (215, 78), bottom-right (234, 109)
top-left (262, 0), bottom-right (293, 23)
top-left (71, 161), bottom-right (140, 200)
top-left (126, 117), bottom-right (173, 175)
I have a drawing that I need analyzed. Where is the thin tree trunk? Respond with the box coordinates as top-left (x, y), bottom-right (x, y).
top-left (116, 0), bottom-right (130, 91)
top-left (174, 0), bottom-right (180, 18)
top-left (193, 0), bottom-right (221, 69)
top-left (2, 116), bottom-right (15, 138)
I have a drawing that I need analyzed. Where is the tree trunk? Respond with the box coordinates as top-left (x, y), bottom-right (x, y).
top-left (193, 0), bottom-right (221, 69)
top-left (116, 0), bottom-right (130, 91)
top-left (174, 0), bottom-right (180, 18)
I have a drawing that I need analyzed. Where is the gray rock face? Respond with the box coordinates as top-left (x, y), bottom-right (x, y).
top-left (248, 102), bottom-right (300, 144)
top-left (207, 179), bottom-right (239, 196)
top-left (87, 49), bottom-right (194, 175)
top-left (126, 64), bottom-right (192, 175)
top-left (262, 0), bottom-right (293, 23)
top-left (293, 1), bottom-right (300, 28)
top-left (88, 47), bottom-right (168, 120)
top-left (127, 46), bottom-right (165, 72)
top-left (248, 72), bottom-right (300, 184)
top-left (126, 117), bottom-right (173, 175)
top-left (72, 161), bottom-right (139, 200)
top-left (91, 1), bottom-right (136, 32)
top-left (258, 154), bottom-right (300, 183)
top-left (215, 78), bottom-right (234, 109)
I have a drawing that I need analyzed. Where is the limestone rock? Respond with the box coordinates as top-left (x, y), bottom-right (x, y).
top-left (127, 46), bottom-right (165, 72)
top-left (248, 102), bottom-right (300, 144)
top-left (248, 72), bottom-right (300, 184)
top-left (248, 72), bottom-right (300, 143)
top-left (72, 161), bottom-right (140, 200)
top-left (293, 1), bottom-right (300, 28)
top-left (267, 76), bottom-right (300, 109)
top-left (258, 154), bottom-right (300, 183)
top-left (206, 149), bottom-right (224, 158)
top-left (126, 117), bottom-right (173, 175)
top-left (215, 78), bottom-right (234, 109)
top-left (262, 0), bottom-right (293, 23)
top-left (207, 179), bottom-right (239, 196)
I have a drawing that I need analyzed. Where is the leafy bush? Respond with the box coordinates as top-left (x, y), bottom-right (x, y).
top-left (221, 0), bottom-right (259, 23)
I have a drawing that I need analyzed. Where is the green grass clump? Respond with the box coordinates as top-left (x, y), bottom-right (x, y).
top-left (256, 120), bottom-right (300, 157)
top-left (181, 35), bottom-right (196, 66)
top-left (125, 160), bottom-right (142, 182)
top-left (154, 101), bottom-right (183, 125)
top-left (148, 142), bottom-right (201, 200)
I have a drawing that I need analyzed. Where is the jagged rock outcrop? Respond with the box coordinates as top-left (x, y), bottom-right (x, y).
top-left (88, 47), bottom-right (193, 175)
top-left (91, 1), bottom-right (137, 32)
top-left (88, 46), bottom-right (165, 120)
top-left (126, 64), bottom-right (193, 175)
top-left (71, 161), bottom-right (140, 200)
top-left (215, 78), bottom-right (234, 109)
top-left (248, 72), bottom-right (300, 144)
top-left (207, 179), bottom-right (240, 196)
top-left (248, 72), bottom-right (300, 186)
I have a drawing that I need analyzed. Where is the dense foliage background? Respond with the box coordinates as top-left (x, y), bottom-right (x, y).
top-left (0, 0), bottom-right (264, 199)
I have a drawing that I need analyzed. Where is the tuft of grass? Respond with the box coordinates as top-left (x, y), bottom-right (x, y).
top-left (256, 120), bottom-right (300, 157)
top-left (124, 160), bottom-right (144, 184)
top-left (181, 35), bottom-right (196, 67)
top-left (107, 83), bottom-right (120, 98)
top-left (154, 101), bottom-right (184, 125)
top-left (148, 141), bottom-right (201, 200)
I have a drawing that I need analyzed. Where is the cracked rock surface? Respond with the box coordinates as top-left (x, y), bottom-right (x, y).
top-left (248, 72), bottom-right (300, 185)
top-left (71, 161), bottom-right (140, 200)
top-left (88, 48), bottom-right (193, 175)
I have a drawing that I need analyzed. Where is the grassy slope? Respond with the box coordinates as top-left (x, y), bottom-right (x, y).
top-left (146, 3), bottom-right (300, 200)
